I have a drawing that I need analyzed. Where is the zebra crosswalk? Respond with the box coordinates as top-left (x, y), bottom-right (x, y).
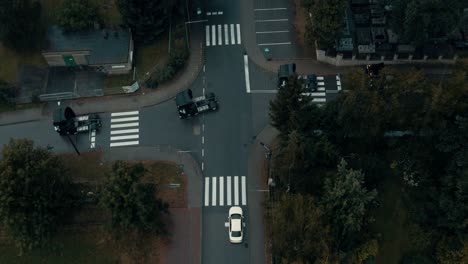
top-left (302, 75), bottom-right (326, 103)
top-left (110, 111), bottom-right (139, 147)
top-left (204, 176), bottom-right (247, 207)
top-left (206, 24), bottom-right (241, 47)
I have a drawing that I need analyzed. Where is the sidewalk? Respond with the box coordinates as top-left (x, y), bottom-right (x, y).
top-left (0, 24), bottom-right (205, 126)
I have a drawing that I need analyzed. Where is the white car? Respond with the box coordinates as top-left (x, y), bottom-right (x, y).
top-left (228, 206), bottom-right (244, 243)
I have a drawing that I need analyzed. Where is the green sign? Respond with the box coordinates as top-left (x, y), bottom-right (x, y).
top-left (62, 55), bottom-right (76, 66)
top-left (196, 8), bottom-right (202, 15)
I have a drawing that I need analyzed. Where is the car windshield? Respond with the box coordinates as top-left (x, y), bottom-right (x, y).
top-left (231, 231), bottom-right (242, 237)
top-left (231, 214), bottom-right (241, 220)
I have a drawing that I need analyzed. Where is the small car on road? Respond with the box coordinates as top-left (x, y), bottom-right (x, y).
top-left (228, 206), bottom-right (244, 243)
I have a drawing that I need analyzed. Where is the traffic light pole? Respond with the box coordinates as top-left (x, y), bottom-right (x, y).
top-left (66, 134), bottom-right (81, 156)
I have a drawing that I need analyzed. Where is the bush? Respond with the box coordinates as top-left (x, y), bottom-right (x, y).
top-left (146, 37), bottom-right (188, 88)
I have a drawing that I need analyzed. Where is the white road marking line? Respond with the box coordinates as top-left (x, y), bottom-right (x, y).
top-left (202, 162), bottom-right (204, 171)
top-left (207, 12), bottom-right (212, 16)
top-left (241, 176), bottom-right (246, 205)
top-left (230, 24), bottom-right (235, 45)
top-left (250, 89), bottom-right (278, 93)
top-left (312, 98), bottom-right (327, 102)
top-left (202, 124), bottom-right (205, 132)
top-left (204, 177), bottom-right (209, 206)
top-left (219, 177), bottom-right (224, 206)
top-left (236, 24), bottom-right (241, 44)
top-left (256, 30), bottom-right (289, 34)
top-left (211, 25), bottom-right (216, 46)
top-left (317, 87), bottom-right (325, 91)
top-left (227, 176), bottom-right (232, 206)
top-left (316, 76), bottom-right (324, 80)
top-left (302, 92), bottom-right (326, 97)
top-left (111, 116), bottom-right (139, 123)
top-left (110, 134), bottom-right (139, 141)
top-left (111, 122), bottom-right (139, 129)
top-left (212, 177), bottom-right (217, 206)
top-left (255, 19), bottom-right (288, 22)
top-left (258, 42), bottom-right (291, 46)
top-left (202, 149), bottom-right (204, 157)
top-left (243, 55), bottom-right (250, 93)
top-left (254, 7), bottom-right (287, 11)
top-left (318, 81), bottom-right (325, 86)
top-left (206, 25), bottom-right (210, 46)
top-left (217, 25), bottom-right (222, 45)
top-left (224, 24), bottom-right (229, 45)
top-left (111, 111), bottom-right (139, 117)
top-left (110, 141), bottom-right (139, 147)
top-left (336, 75), bottom-right (341, 80)
top-left (111, 128), bottom-right (139, 135)
top-left (91, 143), bottom-right (95, 148)
top-left (212, 12), bottom-right (217, 15)
top-left (202, 136), bottom-right (204, 144)
top-left (234, 176), bottom-right (239, 205)
top-left (337, 85), bottom-right (342, 91)
top-left (337, 80), bottom-right (341, 86)
top-left (218, 11), bottom-right (223, 15)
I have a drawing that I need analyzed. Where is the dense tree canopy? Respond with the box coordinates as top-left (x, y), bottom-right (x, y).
top-left (304, 0), bottom-right (347, 47)
top-left (117, 0), bottom-right (172, 44)
top-left (0, 0), bottom-right (44, 52)
top-left (0, 139), bottom-right (72, 253)
top-left (388, 0), bottom-right (464, 45)
top-left (321, 159), bottom-right (377, 240)
top-left (271, 194), bottom-right (332, 263)
top-left (57, 0), bottom-right (98, 32)
top-left (100, 161), bottom-right (168, 234)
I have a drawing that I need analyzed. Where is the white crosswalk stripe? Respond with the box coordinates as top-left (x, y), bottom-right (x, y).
top-left (205, 24), bottom-right (242, 47)
top-left (110, 111), bottom-right (140, 147)
top-left (204, 176), bottom-right (247, 207)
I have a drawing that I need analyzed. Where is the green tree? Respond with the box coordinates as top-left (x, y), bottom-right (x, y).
top-left (271, 194), bottom-right (332, 263)
top-left (57, 0), bottom-right (98, 32)
top-left (269, 75), bottom-right (311, 138)
top-left (436, 235), bottom-right (468, 264)
top-left (306, 0), bottom-right (347, 47)
top-left (321, 159), bottom-right (377, 240)
top-left (0, 0), bottom-right (44, 52)
top-left (388, 0), bottom-right (463, 45)
top-left (100, 161), bottom-right (168, 234)
top-left (346, 239), bottom-right (379, 264)
top-left (117, 0), bottom-right (171, 44)
top-left (0, 139), bottom-right (72, 254)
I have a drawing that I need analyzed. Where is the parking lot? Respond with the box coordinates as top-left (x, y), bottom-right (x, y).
top-left (253, 0), bottom-right (298, 59)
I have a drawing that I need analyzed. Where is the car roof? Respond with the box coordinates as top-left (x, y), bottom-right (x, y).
top-left (231, 218), bottom-right (242, 232)
top-left (229, 206), bottom-right (243, 216)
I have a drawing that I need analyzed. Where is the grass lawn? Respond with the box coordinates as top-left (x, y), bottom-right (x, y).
top-left (0, 44), bottom-right (47, 83)
top-left (135, 38), bottom-right (170, 80)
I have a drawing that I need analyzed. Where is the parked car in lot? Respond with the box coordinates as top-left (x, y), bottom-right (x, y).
top-left (228, 206), bottom-right (244, 243)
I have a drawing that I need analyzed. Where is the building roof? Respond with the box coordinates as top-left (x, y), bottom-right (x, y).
top-left (43, 26), bottom-right (131, 65)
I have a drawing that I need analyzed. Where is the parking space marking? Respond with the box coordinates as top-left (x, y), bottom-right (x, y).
top-left (243, 55), bottom-right (251, 93)
top-left (256, 30), bottom-right (289, 34)
top-left (258, 42), bottom-right (291, 46)
top-left (255, 18), bottom-right (288, 22)
top-left (254, 7), bottom-right (287, 11)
